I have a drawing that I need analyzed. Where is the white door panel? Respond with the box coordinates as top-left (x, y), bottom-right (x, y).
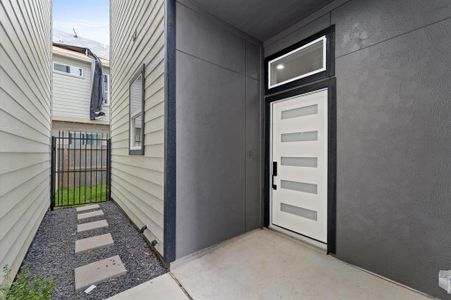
top-left (271, 89), bottom-right (328, 243)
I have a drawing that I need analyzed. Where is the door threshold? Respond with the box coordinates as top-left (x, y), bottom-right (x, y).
top-left (268, 225), bottom-right (327, 252)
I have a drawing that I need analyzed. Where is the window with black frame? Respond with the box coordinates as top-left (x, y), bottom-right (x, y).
top-left (129, 65), bottom-right (145, 155)
top-left (268, 36), bottom-right (326, 89)
top-left (265, 27), bottom-right (335, 93)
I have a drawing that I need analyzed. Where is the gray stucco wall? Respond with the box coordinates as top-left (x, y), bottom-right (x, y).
top-left (175, 1), bottom-right (262, 258)
top-left (264, 0), bottom-right (451, 298)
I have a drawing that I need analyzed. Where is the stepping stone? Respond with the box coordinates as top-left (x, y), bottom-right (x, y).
top-left (76, 204), bottom-right (100, 212)
top-left (75, 233), bottom-right (114, 253)
top-left (78, 210), bottom-right (104, 220)
top-left (77, 220), bottom-right (109, 233)
top-left (74, 255), bottom-right (127, 291)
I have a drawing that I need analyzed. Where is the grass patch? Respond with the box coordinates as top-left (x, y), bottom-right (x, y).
top-left (55, 184), bottom-right (108, 207)
top-left (1, 265), bottom-right (54, 300)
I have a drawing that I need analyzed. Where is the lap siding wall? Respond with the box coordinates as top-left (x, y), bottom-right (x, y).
top-left (110, 0), bottom-right (166, 255)
top-left (0, 0), bottom-right (52, 284)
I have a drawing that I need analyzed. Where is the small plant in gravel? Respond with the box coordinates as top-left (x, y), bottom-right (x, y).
top-left (0, 265), bottom-right (54, 300)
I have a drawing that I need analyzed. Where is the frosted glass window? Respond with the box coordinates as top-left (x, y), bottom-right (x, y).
top-left (281, 203), bottom-right (317, 221)
top-left (281, 180), bottom-right (317, 194)
top-left (281, 131), bottom-right (317, 142)
top-left (281, 157), bottom-right (318, 168)
top-left (281, 104), bottom-right (318, 119)
top-left (129, 65), bottom-right (145, 155)
top-left (268, 36), bottom-right (326, 89)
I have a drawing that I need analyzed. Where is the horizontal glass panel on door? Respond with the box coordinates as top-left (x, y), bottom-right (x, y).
top-left (268, 36), bottom-right (326, 89)
top-left (281, 203), bottom-right (318, 221)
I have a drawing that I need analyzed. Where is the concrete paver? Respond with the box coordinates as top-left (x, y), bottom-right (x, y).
top-left (76, 204), bottom-right (101, 212)
top-left (74, 255), bottom-right (126, 291)
top-left (78, 210), bottom-right (104, 220)
top-left (77, 219), bottom-right (109, 232)
top-left (75, 233), bottom-right (114, 253)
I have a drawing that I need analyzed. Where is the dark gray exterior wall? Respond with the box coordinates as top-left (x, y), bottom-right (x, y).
top-left (264, 0), bottom-right (451, 298)
top-left (175, 1), bottom-right (262, 259)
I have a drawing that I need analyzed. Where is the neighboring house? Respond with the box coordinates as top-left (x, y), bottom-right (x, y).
top-left (52, 30), bottom-right (110, 135)
top-left (0, 0), bottom-right (52, 285)
top-left (109, 0), bottom-right (451, 299)
top-left (1, 0), bottom-right (451, 299)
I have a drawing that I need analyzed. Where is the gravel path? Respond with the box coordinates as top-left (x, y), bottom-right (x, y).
top-left (20, 201), bottom-right (167, 299)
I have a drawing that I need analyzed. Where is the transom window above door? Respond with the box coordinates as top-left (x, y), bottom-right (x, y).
top-left (268, 36), bottom-right (325, 89)
top-left (265, 26), bottom-right (335, 93)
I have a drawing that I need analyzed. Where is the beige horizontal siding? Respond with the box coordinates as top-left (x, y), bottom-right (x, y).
top-left (110, 0), bottom-right (166, 255)
top-left (0, 0), bottom-right (52, 284)
top-left (52, 54), bottom-right (111, 123)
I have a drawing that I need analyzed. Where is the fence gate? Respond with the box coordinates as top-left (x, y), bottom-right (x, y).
top-left (51, 131), bottom-right (111, 209)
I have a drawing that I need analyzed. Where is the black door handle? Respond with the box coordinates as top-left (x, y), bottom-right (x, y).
top-left (272, 161), bottom-right (278, 190)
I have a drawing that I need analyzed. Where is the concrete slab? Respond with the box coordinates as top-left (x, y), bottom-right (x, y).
top-left (76, 204), bottom-right (100, 212)
top-left (75, 233), bottom-right (114, 253)
top-left (77, 220), bottom-right (108, 233)
top-left (74, 255), bottom-right (126, 291)
top-left (77, 210), bottom-right (104, 220)
top-left (171, 229), bottom-right (430, 300)
top-left (108, 274), bottom-right (189, 300)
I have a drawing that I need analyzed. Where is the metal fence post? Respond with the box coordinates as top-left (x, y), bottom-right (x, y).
top-left (107, 138), bottom-right (112, 201)
top-left (50, 136), bottom-right (56, 210)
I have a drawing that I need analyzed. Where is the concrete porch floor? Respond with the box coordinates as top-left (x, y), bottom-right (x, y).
top-left (110, 229), bottom-right (431, 299)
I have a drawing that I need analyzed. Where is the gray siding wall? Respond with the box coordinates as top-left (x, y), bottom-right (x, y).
top-left (110, 0), bottom-right (166, 255)
top-left (0, 0), bottom-right (52, 284)
top-left (264, 0), bottom-right (451, 297)
top-left (175, 1), bottom-right (262, 259)
top-left (53, 54), bottom-right (110, 124)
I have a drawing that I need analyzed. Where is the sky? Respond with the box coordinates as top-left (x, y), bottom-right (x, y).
top-left (53, 0), bottom-right (109, 45)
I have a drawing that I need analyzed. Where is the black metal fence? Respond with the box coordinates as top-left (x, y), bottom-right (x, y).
top-left (51, 131), bottom-right (111, 209)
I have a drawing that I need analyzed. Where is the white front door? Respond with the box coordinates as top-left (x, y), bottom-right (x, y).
top-left (271, 89), bottom-right (328, 243)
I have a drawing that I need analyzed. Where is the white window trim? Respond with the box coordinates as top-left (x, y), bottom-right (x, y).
top-left (130, 110), bottom-right (143, 151)
top-left (53, 61), bottom-right (84, 78)
top-left (268, 36), bottom-right (327, 89)
top-left (103, 74), bottom-right (110, 106)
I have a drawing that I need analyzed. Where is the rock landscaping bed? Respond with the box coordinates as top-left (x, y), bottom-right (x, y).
top-left (19, 201), bottom-right (167, 299)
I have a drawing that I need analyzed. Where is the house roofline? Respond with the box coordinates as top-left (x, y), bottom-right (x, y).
top-left (53, 45), bottom-right (110, 67)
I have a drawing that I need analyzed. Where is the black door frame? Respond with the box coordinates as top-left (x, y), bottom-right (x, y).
top-left (263, 26), bottom-right (336, 254)
top-left (264, 78), bottom-right (337, 254)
